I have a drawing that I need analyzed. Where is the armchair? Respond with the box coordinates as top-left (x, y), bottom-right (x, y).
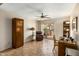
top-left (36, 31), bottom-right (43, 41)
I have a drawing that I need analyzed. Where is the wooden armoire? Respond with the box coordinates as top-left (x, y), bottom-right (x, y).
top-left (12, 18), bottom-right (24, 48)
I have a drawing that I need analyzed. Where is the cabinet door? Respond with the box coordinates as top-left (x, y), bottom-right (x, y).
top-left (58, 42), bottom-right (65, 56)
top-left (16, 20), bottom-right (24, 48)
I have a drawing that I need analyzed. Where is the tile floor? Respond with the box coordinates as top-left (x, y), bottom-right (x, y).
top-left (0, 39), bottom-right (58, 56)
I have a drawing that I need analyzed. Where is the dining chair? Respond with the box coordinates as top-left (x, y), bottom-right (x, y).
top-left (52, 35), bottom-right (58, 55)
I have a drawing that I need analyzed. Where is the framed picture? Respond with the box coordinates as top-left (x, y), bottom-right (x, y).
top-left (72, 17), bottom-right (78, 32)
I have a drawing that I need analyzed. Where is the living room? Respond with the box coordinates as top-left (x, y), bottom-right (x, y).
top-left (0, 3), bottom-right (79, 56)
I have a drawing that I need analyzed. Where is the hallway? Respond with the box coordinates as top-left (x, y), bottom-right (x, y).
top-left (0, 39), bottom-right (57, 56)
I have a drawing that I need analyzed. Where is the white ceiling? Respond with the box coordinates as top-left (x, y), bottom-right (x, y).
top-left (0, 3), bottom-right (76, 20)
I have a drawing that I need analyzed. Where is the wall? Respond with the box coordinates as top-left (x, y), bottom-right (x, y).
top-left (24, 20), bottom-right (36, 42)
top-left (0, 9), bottom-right (12, 51)
top-left (54, 20), bottom-right (63, 40)
top-left (54, 17), bottom-right (70, 40)
top-left (0, 9), bottom-right (36, 51)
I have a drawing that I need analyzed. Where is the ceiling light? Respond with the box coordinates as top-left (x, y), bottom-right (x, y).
top-left (73, 21), bottom-right (76, 23)
top-left (65, 22), bottom-right (70, 24)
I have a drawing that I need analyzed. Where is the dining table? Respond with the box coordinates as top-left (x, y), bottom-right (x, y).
top-left (58, 39), bottom-right (77, 56)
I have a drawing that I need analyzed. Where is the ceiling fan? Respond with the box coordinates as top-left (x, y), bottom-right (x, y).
top-left (36, 13), bottom-right (50, 19)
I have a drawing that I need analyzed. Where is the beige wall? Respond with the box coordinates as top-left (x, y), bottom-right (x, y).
top-left (0, 9), bottom-right (36, 51)
top-left (0, 10), bottom-right (12, 51)
top-left (24, 20), bottom-right (36, 42)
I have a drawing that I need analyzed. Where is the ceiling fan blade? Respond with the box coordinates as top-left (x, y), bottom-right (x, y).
top-left (45, 16), bottom-right (50, 18)
top-left (0, 3), bottom-right (3, 5)
top-left (35, 12), bottom-right (51, 19)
